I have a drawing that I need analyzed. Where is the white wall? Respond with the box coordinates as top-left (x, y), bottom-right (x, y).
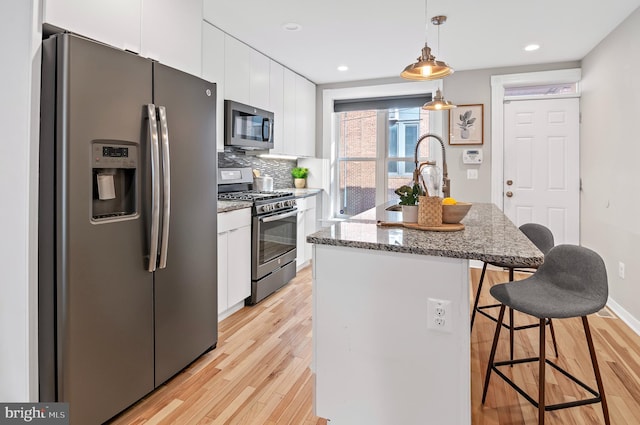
top-left (0, 0), bottom-right (41, 401)
top-left (581, 7), bottom-right (640, 332)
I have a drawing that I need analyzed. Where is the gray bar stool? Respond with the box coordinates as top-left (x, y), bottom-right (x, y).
top-left (482, 244), bottom-right (610, 425)
top-left (471, 223), bottom-right (559, 362)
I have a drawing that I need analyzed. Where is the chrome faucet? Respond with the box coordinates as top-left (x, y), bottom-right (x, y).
top-left (413, 133), bottom-right (450, 199)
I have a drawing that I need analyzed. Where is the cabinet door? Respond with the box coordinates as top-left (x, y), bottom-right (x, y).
top-left (304, 206), bottom-right (317, 263)
top-left (203, 22), bottom-right (226, 152)
top-left (295, 75), bottom-right (316, 157)
top-left (140, 0), bottom-right (202, 76)
top-left (296, 209), bottom-right (306, 269)
top-left (44, 0), bottom-right (141, 52)
top-left (217, 231), bottom-right (229, 313)
top-left (224, 35), bottom-right (251, 104)
top-left (269, 61), bottom-right (285, 154)
top-left (283, 68), bottom-right (297, 155)
top-left (250, 50), bottom-right (270, 111)
top-left (227, 225), bottom-right (252, 306)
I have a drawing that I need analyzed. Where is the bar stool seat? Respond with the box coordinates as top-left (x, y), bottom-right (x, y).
top-left (471, 223), bottom-right (558, 362)
top-left (482, 244), bottom-right (610, 425)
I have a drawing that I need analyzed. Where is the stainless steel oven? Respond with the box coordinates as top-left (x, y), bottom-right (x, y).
top-left (251, 206), bottom-right (297, 304)
top-left (218, 167), bottom-right (298, 305)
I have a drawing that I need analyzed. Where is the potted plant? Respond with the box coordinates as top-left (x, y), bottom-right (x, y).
top-left (394, 183), bottom-right (422, 223)
top-left (291, 167), bottom-right (309, 188)
top-left (457, 109), bottom-right (477, 139)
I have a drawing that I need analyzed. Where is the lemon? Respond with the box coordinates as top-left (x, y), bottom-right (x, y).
top-left (442, 197), bottom-right (457, 205)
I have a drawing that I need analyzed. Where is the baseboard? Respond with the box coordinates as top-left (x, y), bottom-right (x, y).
top-left (606, 297), bottom-right (640, 336)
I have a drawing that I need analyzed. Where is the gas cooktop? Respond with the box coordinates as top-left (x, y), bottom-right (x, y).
top-left (218, 190), bottom-right (292, 202)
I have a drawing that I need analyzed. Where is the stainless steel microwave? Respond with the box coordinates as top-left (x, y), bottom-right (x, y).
top-left (224, 100), bottom-right (274, 149)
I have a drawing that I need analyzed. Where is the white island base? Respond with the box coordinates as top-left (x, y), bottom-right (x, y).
top-left (313, 244), bottom-right (471, 425)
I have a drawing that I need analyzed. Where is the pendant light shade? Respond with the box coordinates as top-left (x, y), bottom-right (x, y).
top-left (401, 12), bottom-right (454, 81)
top-left (423, 88), bottom-right (456, 110)
top-left (400, 45), bottom-right (454, 80)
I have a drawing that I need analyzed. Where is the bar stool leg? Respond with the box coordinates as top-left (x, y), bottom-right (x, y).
top-left (538, 318), bottom-right (546, 425)
top-left (582, 316), bottom-right (611, 425)
top-left (509, 307), bottom-right (515, 364)
top-left (470, 262), bottom-right (488, 331)
top-left (482, 304), bottom-right (506, 404)
top-left (548, 318), bottom-right (559, 356)
top-left (508, 268), bottom-right (515, 364)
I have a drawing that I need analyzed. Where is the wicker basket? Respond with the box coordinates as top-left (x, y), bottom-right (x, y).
top-left (418, 196), bottom-right (442, 226)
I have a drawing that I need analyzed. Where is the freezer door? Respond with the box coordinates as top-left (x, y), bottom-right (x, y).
top-left (39, 34), bottom-right (155, 424)
top-left (152, 63), bottom-right (218, 385)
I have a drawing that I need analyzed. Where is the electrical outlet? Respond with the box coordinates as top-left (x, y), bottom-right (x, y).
top-left (428, 298), bottom-right (452, 332)
top-left (619, 261), bottom-right (625, 279)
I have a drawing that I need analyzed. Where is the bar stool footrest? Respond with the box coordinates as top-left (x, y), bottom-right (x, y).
top-left (476, 307), bottom-right (552, 331)
top-left (491, 356), bottom-right (603, 411)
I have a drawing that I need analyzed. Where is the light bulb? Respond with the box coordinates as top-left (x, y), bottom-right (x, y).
top-left (421, 66), bottom-right (432, 77)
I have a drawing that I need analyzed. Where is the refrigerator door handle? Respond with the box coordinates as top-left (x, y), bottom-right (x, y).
top-left (147, 104), bottom-right (161, 272)
top-left (158, 106), bottom-right (171, 269)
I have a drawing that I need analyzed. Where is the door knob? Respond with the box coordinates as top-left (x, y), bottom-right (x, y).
top-left (506, 180), bottom-right (513, 186)
top-left (506, 191), bottom-right (513, 197)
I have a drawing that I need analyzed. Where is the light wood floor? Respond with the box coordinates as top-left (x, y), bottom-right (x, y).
top-left (109, 264), bottom-right (640, 425)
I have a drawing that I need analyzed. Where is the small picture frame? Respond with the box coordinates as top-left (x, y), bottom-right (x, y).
top-left (449, 104), bottom-right (484, 145)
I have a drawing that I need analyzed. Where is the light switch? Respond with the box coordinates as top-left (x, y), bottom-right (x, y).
top-left (467, 169), bottom-right (478, 180)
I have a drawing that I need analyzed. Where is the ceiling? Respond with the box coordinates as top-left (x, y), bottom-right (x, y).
top-left (204, 0), bottom-right (640, 85)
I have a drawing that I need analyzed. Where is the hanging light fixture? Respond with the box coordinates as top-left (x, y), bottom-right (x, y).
top-left (422, 16), bottom-right (456, 110)
top-left (423, 88), bottom-right (456, 110)
top-left (400, 2), bottom-right (454, 81)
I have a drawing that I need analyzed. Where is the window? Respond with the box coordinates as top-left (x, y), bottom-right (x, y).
top-left (335, 103), bottom-right (431, 217)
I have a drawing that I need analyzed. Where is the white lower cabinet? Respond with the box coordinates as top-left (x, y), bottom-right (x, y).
top-left (217, 208), bottom-right (251, 320)
top-left (296, 195), bottom-right (317, 269)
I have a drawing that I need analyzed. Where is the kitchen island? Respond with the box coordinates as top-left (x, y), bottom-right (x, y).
top-left (307, 202), bottom-right (543, 425)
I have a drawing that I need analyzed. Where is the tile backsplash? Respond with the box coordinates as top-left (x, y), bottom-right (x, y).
top-left (218, 151), bottom-right (297, 189)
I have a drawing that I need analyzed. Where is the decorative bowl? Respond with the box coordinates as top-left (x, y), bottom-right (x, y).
top-left (442, 202), bottom-right (472, 224)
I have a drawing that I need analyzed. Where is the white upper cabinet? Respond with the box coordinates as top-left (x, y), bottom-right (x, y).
top-left (44, 0), bottom-right (142, 53)
top-left (283, 68), bottom-right (297, 155)
top-left (283, 69), bottom-right (316, 157)
top-left (224, 36), bottom-right (251, 105)
top-left (202, 22), bottom-right (226, 151)
top-left (140, 0), bottom-right (202, 77)
top-left (269, 61), bottom-right (285, 155)
top-left (295, 76), bottom-right (316, 157)
top-left (250, 50), bottom-right (271, 111)
top-left (44, 0), bottom-right (202, 76)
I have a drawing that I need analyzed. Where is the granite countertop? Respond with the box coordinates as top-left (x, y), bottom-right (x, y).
top-left (307, 202), bottom-right (543, 267)
top-left (217, 200), bottom-right (252, 213)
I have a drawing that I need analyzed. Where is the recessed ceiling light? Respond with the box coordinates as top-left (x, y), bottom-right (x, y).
top-left (337, 65), bottom-right (349, 72)
top-left (524, 44), bottom-right (540, 52)
top-left (282, 22), bottom-right (302, 32)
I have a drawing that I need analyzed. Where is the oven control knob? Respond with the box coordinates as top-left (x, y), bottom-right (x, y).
top-left (259, 205), bottom-right (270, 213)
top-left (287, 200), bottom-right (296, 208)
top-left (275, 202), bottom-right (283, 209)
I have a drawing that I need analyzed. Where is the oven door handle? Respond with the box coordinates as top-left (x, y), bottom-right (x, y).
top-left (260, 209), bottom-right (298, 223)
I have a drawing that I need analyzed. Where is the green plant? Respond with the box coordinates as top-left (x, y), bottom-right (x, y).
top-left (394, 183), bottom-right (423, 206)
top-left (291, 167), bottom-right (309, 179)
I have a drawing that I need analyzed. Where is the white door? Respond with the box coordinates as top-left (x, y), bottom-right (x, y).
top-left (503, 98), bottom-right (580, 245)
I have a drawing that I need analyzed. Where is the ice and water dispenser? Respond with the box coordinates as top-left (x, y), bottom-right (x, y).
top-left (91, 142), bottom-right (138, 221)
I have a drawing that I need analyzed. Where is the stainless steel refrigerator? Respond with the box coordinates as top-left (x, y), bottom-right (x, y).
top-left (38, 33), bottom-right (218, 424)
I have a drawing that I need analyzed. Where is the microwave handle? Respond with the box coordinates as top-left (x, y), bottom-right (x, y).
top-left (262, 118), bottom-right (272, 142)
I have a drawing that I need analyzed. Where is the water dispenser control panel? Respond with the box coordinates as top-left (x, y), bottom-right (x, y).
top-left (92, 143), bottom-right (138, 168)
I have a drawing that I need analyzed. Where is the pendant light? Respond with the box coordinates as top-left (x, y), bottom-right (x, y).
top-left (400, 2), bottom-right (454, 80)
top-left (422, 16), bottom-right (456, 110)
top-left (423, 88), bottom-right (456, 110)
